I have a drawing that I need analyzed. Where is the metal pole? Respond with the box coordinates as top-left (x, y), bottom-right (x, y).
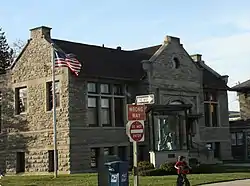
top-left (133, 141), bottom-right (139, 186)
top-left (51, 44), bottom-right (58, 178)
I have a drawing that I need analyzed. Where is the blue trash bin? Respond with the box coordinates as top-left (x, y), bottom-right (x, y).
top-left (105, 161), bottom-right (129, 186)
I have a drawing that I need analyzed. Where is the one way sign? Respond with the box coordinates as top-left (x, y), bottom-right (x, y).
top-left (136, 94), bottom-right (155, 105)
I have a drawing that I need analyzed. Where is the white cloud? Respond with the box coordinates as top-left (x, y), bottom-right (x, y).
top-left (185, 30), bottom-right (250, 111)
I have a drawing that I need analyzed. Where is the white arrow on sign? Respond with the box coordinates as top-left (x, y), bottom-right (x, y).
top-left (136, 94), bottom-right (155, 105)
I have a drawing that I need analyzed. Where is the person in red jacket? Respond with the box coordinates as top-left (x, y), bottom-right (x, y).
top-left (174, 156), bottom-right (191, 186)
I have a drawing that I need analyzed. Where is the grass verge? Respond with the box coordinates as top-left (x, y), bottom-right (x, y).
top-left (0, 172), bottom-right (250, 186)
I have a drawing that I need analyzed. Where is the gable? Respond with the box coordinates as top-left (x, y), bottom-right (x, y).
top-left (150, 36), bottom-right (201, 89)
top-left (11, 38), bottom-right (57, 82)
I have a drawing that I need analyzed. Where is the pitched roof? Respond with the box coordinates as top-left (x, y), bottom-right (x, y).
top-left (52, 39), bottom-right (228, 90)
top-left (52, 39), bottom-right (157, 80)
top-left (196, 62), bottom-right (229, 90)
top-left (230, 118), bottom-right (250, 130)
top-left (231, 79), bottom-right (250, 91)
top-left (132, 45), bottom-right (161, 56)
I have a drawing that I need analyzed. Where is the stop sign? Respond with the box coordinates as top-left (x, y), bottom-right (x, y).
top-left (129, 120), bottom-right (144, 142)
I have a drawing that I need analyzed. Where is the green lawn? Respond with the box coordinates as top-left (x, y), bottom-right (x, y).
top-left (1, 173), bottom-right (250, 186)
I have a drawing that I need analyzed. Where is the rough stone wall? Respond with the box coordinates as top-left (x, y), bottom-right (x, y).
top-left (68, 76), bottom-right (130, 173)
top-left (0, 27), bottom-right (71, 174)
top-left (239, 92), bottom-right (250, 120)
top-left (148, 37), bottom-right (203, 143)
top-left (199, 90), bottom-right (232, 160)
top-left (145, 36), bottom-right (232, 160)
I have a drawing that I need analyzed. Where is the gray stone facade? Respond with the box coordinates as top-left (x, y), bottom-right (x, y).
top-left (0, 26), bottom-right (232, 174)
top-left (230, 80), bottom-right (250, 160)
top-left (141, 36), bottom-right (232, 162)
top-left (238, 93), bottom-right (250, 120)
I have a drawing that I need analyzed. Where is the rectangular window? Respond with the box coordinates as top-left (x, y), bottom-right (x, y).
top-left (101, 84), bottom-right (110, 94)
top-left (114, 98), bottom-right (124, 127)
top-left (204, 104), bottom-right (210, 127)
top-left (118, 146), bottom-right (127, 161)
top-left (104, 147), bottom-right (114, 156)
top-left (16, 152), bottom-right (25, 173)
top-left (87, 82), bottom-right (125, 128)
top-left (15, 87), bottom-right (27, 114)
top-left (204, 91), bottom-right (218, 127)
top-left (114, 84), bottom-right (123, 95)
top-left (231, 133), bottom-right (236, 146)
top-left (211, 104), bottom-right (218, 127)
top-left (46, 81), bottom-right (60, 111)
top-left (101, 98), bottom-right (111, 126)
top-left (204, 92), bottom-right (217, 101)
top-left (88, 97), bottom-right (98, 126)
top-left (48, 150), bottom-right (54, 172)
top-left (214, 142), bottom-right (221, 159)
top-left (91, 148), bottom-right (100, 168)
top-left (138, 145), bottom-right (147, 162)
top-left (88, 83), bottom-right (97, 93)
top-left (236, 132), bottom-right (243, 146)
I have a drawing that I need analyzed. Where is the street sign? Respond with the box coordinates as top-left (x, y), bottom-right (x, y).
top-left (136, 94), bottom-right (155, 105)
top-left (129, 120), bottom-right (144, 142)
top-left (127, 104), bottom-right (146, 121)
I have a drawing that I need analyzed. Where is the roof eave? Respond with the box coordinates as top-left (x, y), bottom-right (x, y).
top-left (230, 87), bottom-right (250, 92)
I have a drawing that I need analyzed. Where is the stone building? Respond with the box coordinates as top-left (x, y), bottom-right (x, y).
top-left (0, 26), bottom-right (232, 174)
top-left (230, 80), bottom-right (250, 160)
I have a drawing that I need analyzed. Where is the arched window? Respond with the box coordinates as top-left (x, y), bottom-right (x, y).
top-left (169, 100), bottom-right (184, 105)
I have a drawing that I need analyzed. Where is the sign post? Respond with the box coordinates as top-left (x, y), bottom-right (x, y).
top-left (126, 94), bottom-right (154, 186)
top-left (133, 141), bottom-right (138, 186)
top-left (127, 120), bottom-right (144, 186)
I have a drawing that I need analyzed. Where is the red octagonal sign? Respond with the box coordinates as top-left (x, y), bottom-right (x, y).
top-left (129, 121), bottom-right (144, 142)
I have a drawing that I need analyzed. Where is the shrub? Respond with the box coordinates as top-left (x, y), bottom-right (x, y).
top-left (137, 161), bottom-right (154, 172)
top-left (139, 168), bottom-right (167, 176)
top-left (159, 162), bottom-right (176, 175)
top-left (191, 164), bottom-right (225, 174)
top-left (189, 158), bottom-right (199, 167)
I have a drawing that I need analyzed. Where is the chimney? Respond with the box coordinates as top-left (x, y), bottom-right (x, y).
top-left (191, 54), bottom-right (202, 62)
top-left (164, 35), bottom-right (180, 44)
top-left (117, 46), bottom-right (121, 50)
top-left (102, 44), bottom-right (105, 47)
top-left (30, 26), bottom-right (51, 39)
top-left (221, 75), bottom-right (229, 84)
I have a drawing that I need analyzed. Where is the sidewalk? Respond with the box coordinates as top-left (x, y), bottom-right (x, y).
top-left (201, 179), bottom-right (250, 186)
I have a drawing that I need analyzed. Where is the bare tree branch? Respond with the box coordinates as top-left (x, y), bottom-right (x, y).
top-left (11, 39), bottom-right (25, 60)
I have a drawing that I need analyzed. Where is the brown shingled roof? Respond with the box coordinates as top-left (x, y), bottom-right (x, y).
top-left (52, 39), bottom-right (158, 80)
top-left (52, 39), bottom-right (228, 90)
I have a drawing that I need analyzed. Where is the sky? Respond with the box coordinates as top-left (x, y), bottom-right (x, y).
top-left (2, 0), bottom-right (250, 111)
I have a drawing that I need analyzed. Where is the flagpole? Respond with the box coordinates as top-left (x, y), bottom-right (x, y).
top-left (51, 43), bottom-right (58, 178)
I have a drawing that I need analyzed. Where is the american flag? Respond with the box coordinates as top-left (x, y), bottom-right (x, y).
top-left (54, 47), bottom-right (82, 76)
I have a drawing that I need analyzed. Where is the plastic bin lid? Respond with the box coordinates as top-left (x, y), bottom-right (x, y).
top-left (103, 155), bottom-right (121, 163)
